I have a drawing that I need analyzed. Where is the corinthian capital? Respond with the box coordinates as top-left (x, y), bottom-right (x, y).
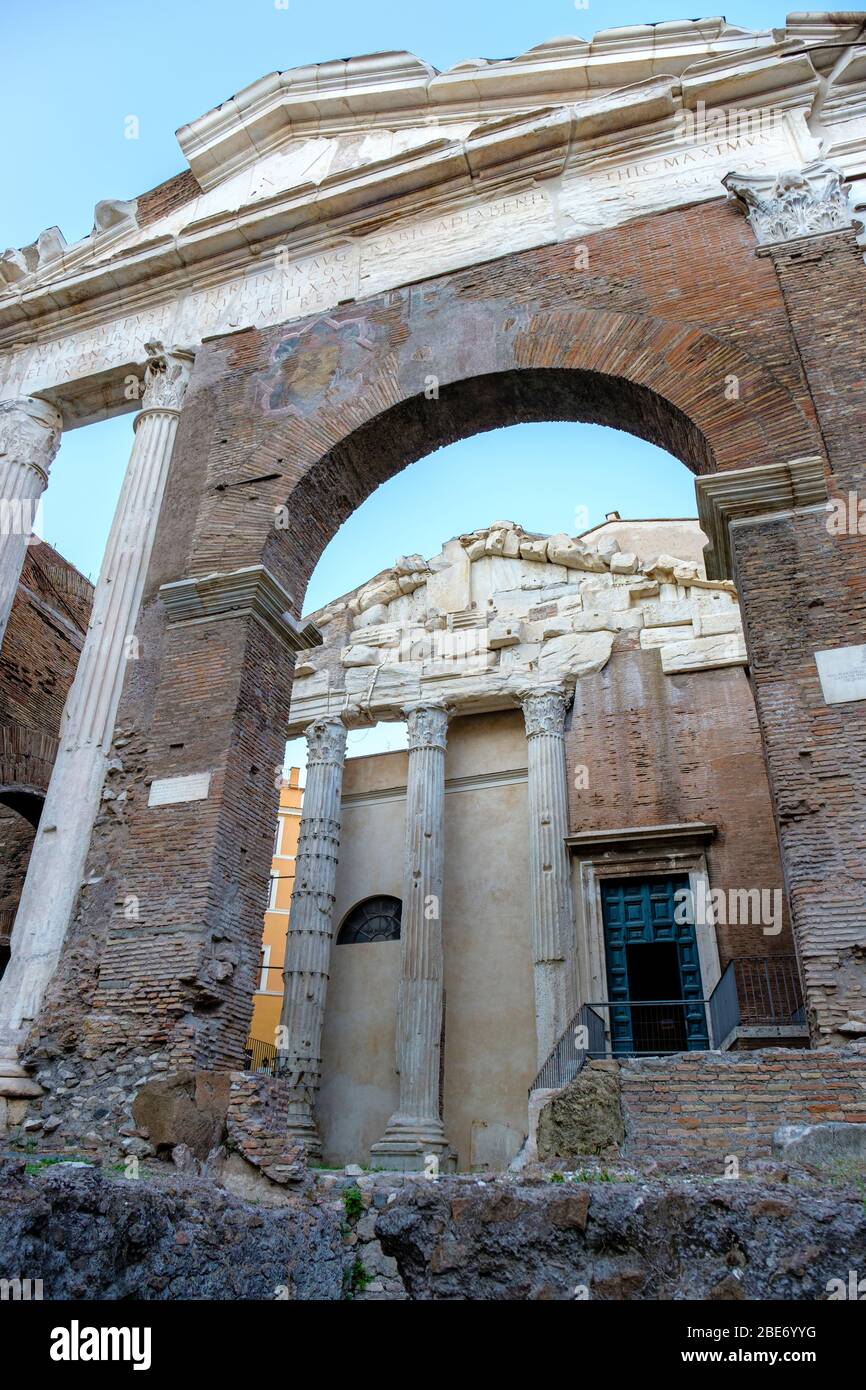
top-left (305, 715), bottom-right (347, 767)
top-left (519, 685), bottom-right (569, 739)
top-left (404, 700), bottom-right (449, 752)
top-left (0, 397), bottom-right (63, 482)
top-left (139, 341), bottom-right (196, 415)
top-left (723, 160), bottom-right (852, 246)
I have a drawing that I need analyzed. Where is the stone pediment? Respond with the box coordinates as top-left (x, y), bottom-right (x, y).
top-left (5, 12), bottom-right (866, 420)
top-left (286, 519), bottom-right (746, 733)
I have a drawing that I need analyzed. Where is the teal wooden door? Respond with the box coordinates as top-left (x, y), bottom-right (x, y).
top-left (601, 876), bottom-right (708, 1054)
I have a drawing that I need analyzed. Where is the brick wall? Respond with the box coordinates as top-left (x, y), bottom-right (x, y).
top-left (568, 652), bottom-right (790, 965)
top-left (0, 541), bottom-right (91, 767)
top-left (730, 231), bottom-right (866, 1041)
top-left (136, 170), bottom-right (202, 228)
top-left (620, 1048), bottom-right (866, 1162)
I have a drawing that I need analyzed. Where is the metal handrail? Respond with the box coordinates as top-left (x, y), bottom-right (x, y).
top-left (530, 1003), bottom-right (606, 1094)
top-left (531, 956), bottom-right (807, 1085)
top-left (243, 1035), bottom-right (279, 1076)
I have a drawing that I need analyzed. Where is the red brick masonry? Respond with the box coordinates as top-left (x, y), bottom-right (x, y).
top-left (620, 1047), bottom-right (866, 1160)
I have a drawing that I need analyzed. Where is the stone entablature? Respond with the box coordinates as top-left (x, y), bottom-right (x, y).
top-left (286, 519), bottom-right (744, 734)
top-left (5, 15), bottom-right (866, 417)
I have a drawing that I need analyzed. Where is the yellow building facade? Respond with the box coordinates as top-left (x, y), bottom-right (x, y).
top-left (248, 768), bottom-right (302, 1056)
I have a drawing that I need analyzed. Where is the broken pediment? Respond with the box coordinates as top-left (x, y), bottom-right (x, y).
top-left (286, 516), bottom-right (745, 733)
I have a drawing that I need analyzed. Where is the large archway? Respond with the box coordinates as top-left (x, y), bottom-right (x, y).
top-left (18, 228), bottom-right (846, 1143)
top-left (0, 789), bottom-right (41, 982)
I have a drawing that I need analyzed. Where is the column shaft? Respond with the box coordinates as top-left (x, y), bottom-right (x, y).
top-left (278, 717), bottom-right (347, 1153)
top-left (521, 686), bottom-right (578, 1069)
top-left (0, 398), bottom-right (63, 648)
top-left (0, 345), bottom-right (194, 1095)
top-left (372, 701), bottom-right (451, 1168)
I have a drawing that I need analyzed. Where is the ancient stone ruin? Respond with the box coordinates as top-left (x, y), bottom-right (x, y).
top-left (2, 11), bottom-right (866, 1304)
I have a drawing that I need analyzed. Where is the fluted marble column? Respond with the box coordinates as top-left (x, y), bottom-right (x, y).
top-left (520, 685), bottom-right (578, 1069)
top-left (0, 397), bottom-right (63, 649)
top-left (0, 343), bottom-right (194, 1096)
top-left (372, 701), bottom-right (452, 1169)
top-left (278, 716), bottom-right (347, 1154)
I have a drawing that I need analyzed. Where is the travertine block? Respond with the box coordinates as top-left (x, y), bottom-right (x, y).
top-left (643, 600), bottom-right (694, 628)
top-left (341, 644), bottom-right (382, 667)
top-left (659, 633), bottom-right (747, 674)
top-left (547, 534), bottom-right (607, 572)
top-left (640, 624), bottom-right (696, 649)
top-left (488, 617), bottom-right (523, 648)
top-left (693, 611), bottom-right (742, 638)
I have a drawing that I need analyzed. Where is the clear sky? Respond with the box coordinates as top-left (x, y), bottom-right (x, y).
top-left (6, 0), bottom-right (786, 765)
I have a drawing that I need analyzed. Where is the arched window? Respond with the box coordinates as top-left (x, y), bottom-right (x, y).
top-left (337, 895), bottom-right (402, 944)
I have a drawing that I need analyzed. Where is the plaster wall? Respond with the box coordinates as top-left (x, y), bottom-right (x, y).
top-left (319, 710), bottom-right (534, 1169)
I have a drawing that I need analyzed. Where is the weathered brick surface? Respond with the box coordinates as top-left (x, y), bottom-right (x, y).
top-left (136, 170), bottom-right (202, 228)
top-left (0, 541), bottom-right (91, 965)
top-left (0, 541), bottom-right (91, 786)
top-left (29, 200), bottom-right (861, 1141)
top-left (226, 1072), bottom-right (304, 1171)
top-left (730, 231), bottom-right (866, 1041)
top-left (621, 1047), bottom-right (866, 1162)
top-left (568, 653), bottom-right (790, 965)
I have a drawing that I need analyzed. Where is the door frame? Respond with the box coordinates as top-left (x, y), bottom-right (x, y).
top-left (566, 823), bottom-right (721, 1050)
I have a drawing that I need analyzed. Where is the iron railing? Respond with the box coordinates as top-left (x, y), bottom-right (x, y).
top-left (733, 955), bottom-right (805, 1025)
top-left (530, 955), bottom-right (808, 1089)
top-left (530, 1003), bottom-right (605, 1093)
top-left (243, 1035), bottom-right (279, 1076)
top-left (709, 961), bottom-right (739, 1048)
top-left (588, 999), bottom-right (710, 1055)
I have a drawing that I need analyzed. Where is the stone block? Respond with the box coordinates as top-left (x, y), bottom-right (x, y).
top-left (519, 537), bottom-right (549, 562)
top-left (643, 600), bottom-right (694, 628)
top-left (659, 632), bottom-right (747, 674)
top-left (547, 534), bottom-right (606, 572)
top-left (773, 1122), bottom-right (866, 1165)
top-left (132, 1071), bottom-right (231, 1160)
top-left (693, 611), bottom-right (742, 637)
top-left (640, 624), bottom-right (695, 649)
top-left (341, 644), bottom-right (382, 667)
top-left (538, 630), bottom-right (614, 679)
top-left (488, 617), bottom-right (522, 648)
top-left (536, 1065), bottom-right (625, 1160)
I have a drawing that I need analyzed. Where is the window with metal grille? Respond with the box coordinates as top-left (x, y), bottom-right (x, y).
top-left (337, 895), bottom-right (402, 944)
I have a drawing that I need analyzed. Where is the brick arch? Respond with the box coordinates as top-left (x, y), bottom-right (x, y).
top-left (0, 725), bottom-right (56, 820)
top-left (257, 303), bottom-right (822, 600)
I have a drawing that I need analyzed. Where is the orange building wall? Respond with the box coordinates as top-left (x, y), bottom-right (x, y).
top-left (249, 767), bottom-right (302, 1048)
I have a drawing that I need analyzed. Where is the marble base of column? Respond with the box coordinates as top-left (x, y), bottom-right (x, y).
top-left (369, 1115), bottom-right (452, 1171)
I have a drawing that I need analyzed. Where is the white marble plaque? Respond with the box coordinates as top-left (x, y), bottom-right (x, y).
top-left (148, 771), bottom-right (212, 806)
top-left (814, 645), bottom-right (866, 704)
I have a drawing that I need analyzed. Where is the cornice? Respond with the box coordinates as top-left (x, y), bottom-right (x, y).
top-left (159, 565), bottom-right (322, 652)
top-left (4, 17), bottom-right (866, 380)
top-left (0, 84), bottom-right (680, 346)
top-left (0, 70), bottom-right (824, 356)
top-left (176, 21), bottom-right (776, 192)
top-left (566, 821), bottom-right (717, 851)
top-left (695, 455), bottom-right (828, 580)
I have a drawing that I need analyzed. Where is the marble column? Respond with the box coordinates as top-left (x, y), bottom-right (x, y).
top-left (372, 701), bottom-right (452, 1169)
top-left (0, 397), bottom-right (63, 649)
top-left (0, 343), bottom-right (194, 1097)
top-left (520, 685), bottom-right (578, 1069)
top-left (278, 715), bottom-right (347, 1155)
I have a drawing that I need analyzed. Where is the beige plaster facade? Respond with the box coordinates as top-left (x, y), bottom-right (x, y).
top-left (320, 713), bottom-right (535, 1171)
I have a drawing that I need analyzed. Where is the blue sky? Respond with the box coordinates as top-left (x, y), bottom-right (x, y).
top-left (6, 0), bottom-right (786, 761)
